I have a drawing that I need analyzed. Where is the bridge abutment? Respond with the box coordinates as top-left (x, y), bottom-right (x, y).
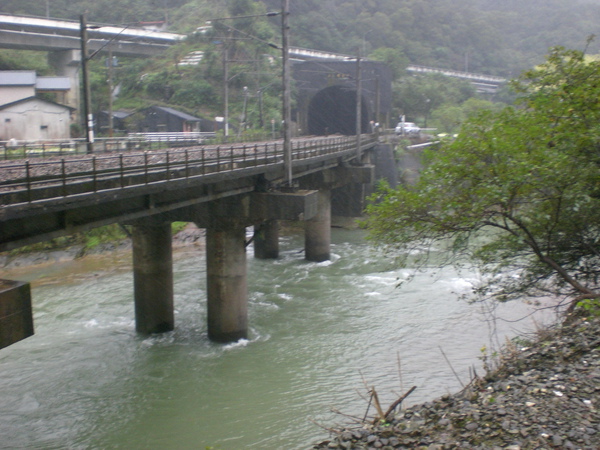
top-left (132, 222), bottom-right (174, 334)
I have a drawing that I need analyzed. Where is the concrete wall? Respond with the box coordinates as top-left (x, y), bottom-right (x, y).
top-left (0, 279), bottom-right (33, 350)
top-left (0, 85), bottom-right (35, 105)
top-left (0, 98), bottom-right (72, 140)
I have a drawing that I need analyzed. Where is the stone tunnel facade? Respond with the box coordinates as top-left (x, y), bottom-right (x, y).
top-left (292, 60), bottom-right (393, 136)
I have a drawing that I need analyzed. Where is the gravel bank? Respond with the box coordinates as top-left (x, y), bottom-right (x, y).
top-left (313, 314), bottom-right (600, 449)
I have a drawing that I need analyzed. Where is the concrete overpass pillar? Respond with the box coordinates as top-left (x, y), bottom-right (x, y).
top-left (305, 189), bottom-right (331, 262)
top-left (253, 220), bottom-right (279, 259)
top-left (48, 50), bottom-right (81, 113)
top-left (206, 221), bottom-right (248, 343)
top-left (132, 222), bottom-right (174, 334)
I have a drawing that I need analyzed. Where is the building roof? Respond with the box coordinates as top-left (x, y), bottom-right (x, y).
top-left (151, 105), bottom-right (202, 122)
top-left (0, 71), bottom-right (71, 91)
top-left (109, 110), bottom-right (133, 119)
top-left (0, 70), bottom-right (36, 86)
top-left (35, 76), bottom-right (71, 91)
top-left (0, 96), bottom-right (75, 111)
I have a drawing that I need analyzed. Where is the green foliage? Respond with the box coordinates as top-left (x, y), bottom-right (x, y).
top-left (576, 299), bottom-right (600, 317)
top-left (171, 222), bottom-right (188, 234)
top-left (6, 224), bottom-right (129, 255)
top-left (170, 78), bottom-right (216, 108)
top-left (0, 50), bottom-right (51, 73)
top-left (369, 47), bottom-right (409, 79)
top-left (5, 0), bottom-right (600, 76)
top-left (81, 225), bottom-right (129, 249)
top-left (429, 104), bottom-right (465, 134)
top-left (8, 0), bottom-right (600, 136)
top-left (428, 98), bottom-right (504, 134)
top-left (394, 74), bottom-right (477, 128)
top-left (364, 46), bottom-right (600, 307)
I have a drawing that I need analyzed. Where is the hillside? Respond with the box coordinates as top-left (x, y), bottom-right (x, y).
top-left (2, 1), bottom-right (599, 135)
top-left (2, 0), bottom-right (600, 76)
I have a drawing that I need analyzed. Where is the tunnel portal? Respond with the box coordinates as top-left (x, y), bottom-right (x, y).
top-left (307, 85), bottom-right (370, 136)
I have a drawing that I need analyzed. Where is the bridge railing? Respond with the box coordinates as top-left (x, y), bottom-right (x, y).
top-left (0, 130), bottom-right (292, 160)
top-left (0, 135), bottom-right (376, 207)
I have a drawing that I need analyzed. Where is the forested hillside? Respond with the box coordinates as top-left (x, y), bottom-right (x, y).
top-left (1, 0), bottom-right (599, 135)
top-left (3, 0), bottom-right (600, 75)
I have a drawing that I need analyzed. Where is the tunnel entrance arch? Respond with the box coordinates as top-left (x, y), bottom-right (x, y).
top-left (307, 85), bottom-right (370, 136)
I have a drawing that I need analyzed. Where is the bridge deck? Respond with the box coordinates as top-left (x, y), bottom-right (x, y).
top-left (0, 135), bottom-right (377, 251)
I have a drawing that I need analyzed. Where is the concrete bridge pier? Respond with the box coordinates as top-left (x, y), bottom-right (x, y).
top-left (205, 220), bottom-right (248, 343)
top-left (134, 189), bottom-right (318, 344)
top-left (253, 220), bottom-right (279, 259)
top-left (305, 189), bottom-right (331, 262)
top-left (48, 49), bottom-right (81, 112)
top-left (131, 221), bottom-right (174, 334)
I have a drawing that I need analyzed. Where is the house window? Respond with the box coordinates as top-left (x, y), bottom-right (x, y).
top-left (4, 118), bottom-right (10, 123)
top-left (40, 125), bottom-right (48, 130)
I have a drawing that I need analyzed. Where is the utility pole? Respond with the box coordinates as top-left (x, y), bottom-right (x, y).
top-left (79, 14), bottom-right (94, 154)
top-left (355, 51), bottom-right (362, 159)
top-left (107, 46), bottom-right (114, 137)
top-left (281, 0), bottom-right (292, 186)
top-left (375, 75), bottom-right (380, 128)
top-left (223, 46), bottom-right (229, 139)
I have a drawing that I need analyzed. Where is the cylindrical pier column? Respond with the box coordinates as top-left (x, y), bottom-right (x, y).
top-left (206, 223), bottom-right (248, 343)
top-left (305, 189), bottom-right (331, 262)
top-left (132, 222), bottom-right (174, 334)
top-left (253, 220), bottom-right (279, 259)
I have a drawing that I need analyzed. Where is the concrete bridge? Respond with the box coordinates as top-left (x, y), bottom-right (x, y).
top-left (0, 14), bottom-right (183, 113)
top-left (0, 14), bottom-right (180, 56)
top-left (0, 135), bottom-right (394, 347)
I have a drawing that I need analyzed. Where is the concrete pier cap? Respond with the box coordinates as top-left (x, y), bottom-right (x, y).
top-left (0, 279), bottom-right (34, 349)
top-left (250, 189), bottom-right (319, 222)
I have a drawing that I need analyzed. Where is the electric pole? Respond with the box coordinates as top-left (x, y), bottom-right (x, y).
top-left (282, 0), bottom-right (292, 186)
top-left (80, 14), bottom-right (94, 154)
top-left (355, 51), bottom-right (362, 159)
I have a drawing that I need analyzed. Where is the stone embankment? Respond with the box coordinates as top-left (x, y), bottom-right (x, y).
top-left (314, 315), bottom-right (600, 449)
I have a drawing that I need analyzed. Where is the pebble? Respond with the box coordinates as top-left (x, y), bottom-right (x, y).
top-left (313, 315), bottom-right (600, 449)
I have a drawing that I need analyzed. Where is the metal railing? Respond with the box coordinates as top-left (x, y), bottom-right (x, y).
top-left (0, 131), bottom-right (280, 160)
top-left (0, 135), bottom-right (376, 207)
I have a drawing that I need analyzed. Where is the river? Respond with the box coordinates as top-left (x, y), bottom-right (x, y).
top-left (0, 228), bottom-right (558, 449)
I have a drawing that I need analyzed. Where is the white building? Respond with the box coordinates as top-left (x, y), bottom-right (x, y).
top-left (0, 70), bottom-right (73, 141)
top-left (0, 96), bottom-right (74, 141)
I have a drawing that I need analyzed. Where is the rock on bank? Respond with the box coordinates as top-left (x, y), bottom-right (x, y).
top-left (313, 315), bottom-right (600, 449)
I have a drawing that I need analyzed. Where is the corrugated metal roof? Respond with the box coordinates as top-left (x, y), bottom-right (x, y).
top-left (102, 110), bottom-right (133, 119)
top-left (35, 77), bottom-right (71, 91)
top-left (0, 96), bottom-right (75, 111)
top-left (0, 71), bottom-right (36, 86)
top-left (153, 106), bottom-right (201, 121)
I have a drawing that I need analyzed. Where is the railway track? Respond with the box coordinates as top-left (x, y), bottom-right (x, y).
top-left (0, 135), bottom-right (375, 207)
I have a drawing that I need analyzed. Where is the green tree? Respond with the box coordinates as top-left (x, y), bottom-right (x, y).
top-left (429, 104), bottom-right (464, 134)
top-left (369, 47), bottom-right (409, 80)
top-left (364, 46), bottom-right (600, 310)
top-left (394, 73), bottom-right (475, 126)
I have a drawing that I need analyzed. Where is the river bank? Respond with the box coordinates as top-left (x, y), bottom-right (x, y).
top-left (0, 223), bottom-right (206, 273)
top-left (313, 313), bottom-right (600, 449)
